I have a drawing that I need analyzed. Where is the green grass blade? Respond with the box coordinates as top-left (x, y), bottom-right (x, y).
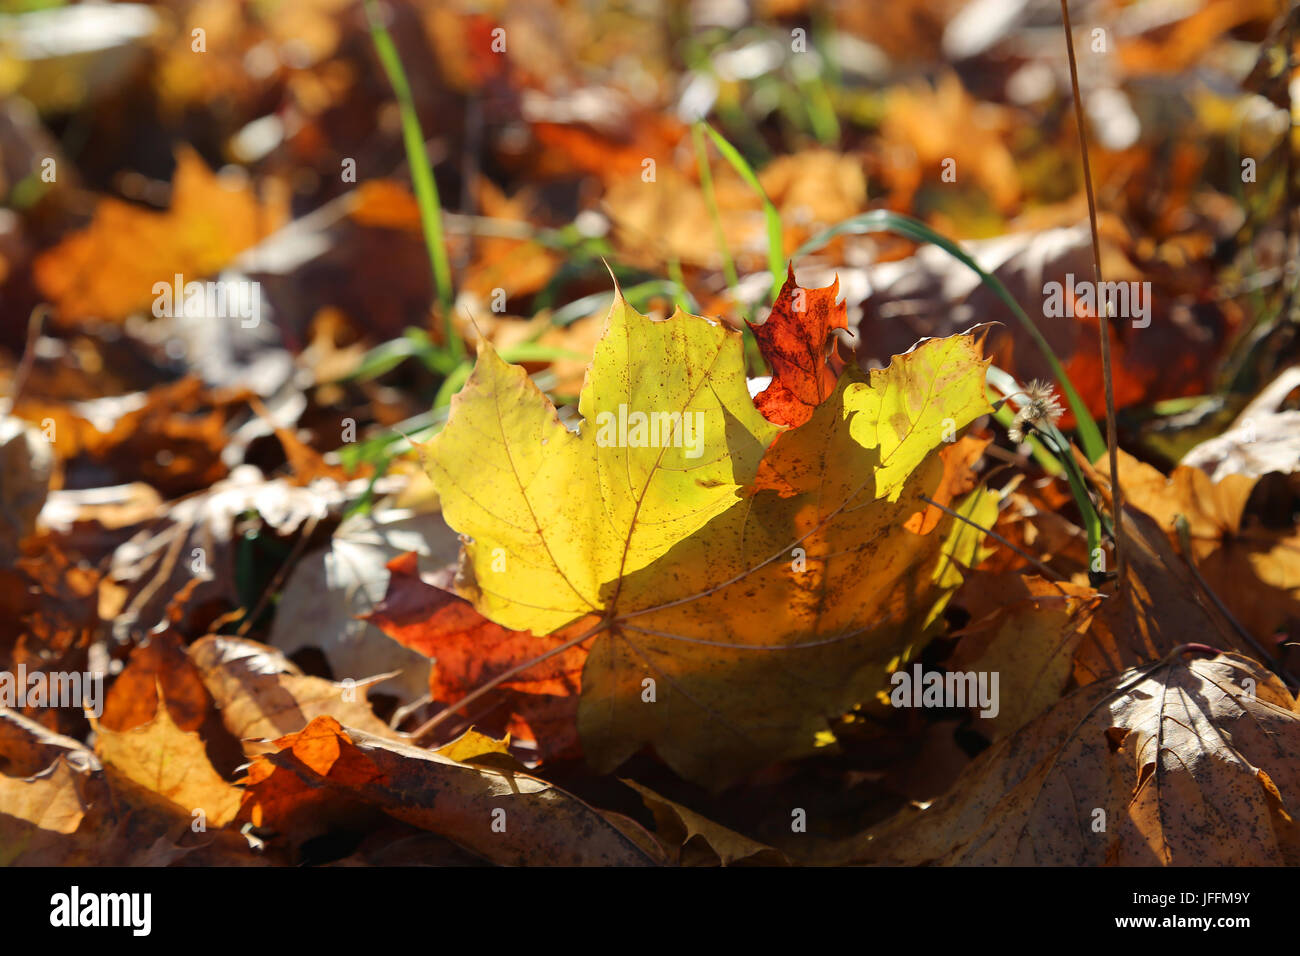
top-left (795, 210), bottom-right (1105, 461)
top-left (666, 258), bottom-right (691, 313)
top-left (1040, 424), bottom-right (1106, 580)
top-left (698, 121), bottom-right (785, 301)
top-left (496, 343), bottom-right (587, 364)
top-left (348, 328), bottom-right (461, 382)
top-left (692, 124), bottom-right (741, 297)
top-left (364, 0), bottom-right (461, 360)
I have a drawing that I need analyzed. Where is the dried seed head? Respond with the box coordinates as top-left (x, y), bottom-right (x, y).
top-left (1008, 379), bottom-right (1064, 443)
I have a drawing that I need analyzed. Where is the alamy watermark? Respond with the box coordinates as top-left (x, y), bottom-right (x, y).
top-left (50, 887), bottom-right (150, 936)
top-left (593, 405), bottom-right (704, 458)
top-left (889, 663), bottom-right (1000, 718)
top-left (0, 665), bottom-right (104, 717)
top-left (152, 273), bottom-right (260, 327)
top-left (1043, 273), bottom-right (1151, 328)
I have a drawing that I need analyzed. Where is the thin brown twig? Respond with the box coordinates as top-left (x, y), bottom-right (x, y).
top-left (5, 306), bottom-right (46, 414)
top-left (1059, 0), bottom-right (1127, 587)
top-left (236, 512), bottom-right (320, 638)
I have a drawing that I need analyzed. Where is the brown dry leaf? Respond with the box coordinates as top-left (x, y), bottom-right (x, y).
top-left (0, 416), bottom-right (53, 565)
top-left (254, 397), bottom-right (355, 486)
top-left (0, 707), bottom-right (92, 778)
top-left (189, 635), bottom-right (397, 744)
top-left (460, 178), bottom-right (561, 301)
top-left (100, 626), bottom-right (211, 733)
top-left (5, 398), bottom-right (109, 469)
top-left (348, 178), bottom-right (560, 307)
top-left (1117, 0), bottom-right (1281, 76)
top-left (604, 166), bottom-right (761, 271)
top-left (240, 177), bottom-right (445, 346)
top-left (832, 0), bottom-right (966, 62)
top-left (14, 377), bottom-right (242, 497)
top-left (852, 223), bottom-right (1222, 422)
top-left (96, 379), bottom-right (241, 495)
top-left (299, 307), bottom-right (369, 385)
top-left (846, 649), bottom-right (1300, 865)
top-left (0, 735), bottom-right (102, 866)
top-left (948, 573), bottom-right (1100, 739)
top-left (908, 434), bottom-right (989, 535)
top-left (1116, 451), bottom-right (1300, 644)
top-left (425, 7), bottom-right (511, 92)
top-left (1118, 452), bottom-right (1256, 556)
top-left (0, 708), bottom-right (255, 865)
top-left (3, 539), bottom-right (103, 734)
top-left (532, 109), bottom-right (687, 183)
top-left (239, 716), bottom-right (657, 866)
top-left (94, 689), bottom-right (242, 827)
top-left (1078, 505), bottom-right (1248, 683)
top-left (985, 480), bottom-right (1093, 579)
top-left (760, 150), bottom-right (866, 230)
top-left (153, 0), bottom-right (262, 111)
top-left (1072, 453), bottom-right (1253, 684)
top-left (603, 149), bottom-right (864, 275)
top-left (1181, 367), bottom-right (1300, 481)
top-left (623, 779), bottom-right (788, 866)
top-left (1, 749), bottom-right (93, 839)
top-left (34, 146), bottom-right (286, 323)
top-left (347, 179), bottom-right (424, 230)
top-left (267, 507), bottom-right (462, 707)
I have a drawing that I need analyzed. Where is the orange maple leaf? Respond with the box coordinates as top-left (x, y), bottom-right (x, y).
top-left (34, 146), bottom-right (286, 323)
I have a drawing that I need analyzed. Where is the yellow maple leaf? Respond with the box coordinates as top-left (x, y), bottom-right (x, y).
top-left (425, 291), bottom-right (993, 787)
top-left (423, 289), bottom-right (781, 636)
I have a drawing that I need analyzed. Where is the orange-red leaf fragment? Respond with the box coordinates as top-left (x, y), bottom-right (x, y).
top-left (749, 266), bottom-right (847, 427)
top-left (364, 553), bottom-right (590, 757)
